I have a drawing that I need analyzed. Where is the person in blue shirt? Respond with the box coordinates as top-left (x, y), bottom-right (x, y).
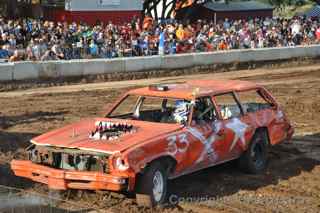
top-left (140, 36), bottom-right (149, 56)
top-left (0, 46), bottom-right (9, 59)
top-left (27, 21), bottom-right (32, 33)
top-left (167, 34), bottom-right (176, 55)
top-left (158, 27), bottom-right (165, 56)
top-left (89, 40), bottom-right (99, 57)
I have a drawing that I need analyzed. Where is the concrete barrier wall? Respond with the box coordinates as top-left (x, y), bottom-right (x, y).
top-left (1, 45), bottom-right (320, 82)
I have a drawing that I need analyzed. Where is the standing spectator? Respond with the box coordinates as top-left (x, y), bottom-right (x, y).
top-left (131, 35), bottom-right (140, 56)
top-left (158, 27), bottom-right (165, 56)
top-left (167, 33), bottom-right (176, 54)
top-left (176, 24), bottom-right (186, 41)
top-left (0, 45), bottom-right (9, 59)
top-left (89, 40), bottom-right (99, 57)
top-left (51, 41), bottom-right (64, 59)
top-left (32, 39), bottom-right (42, 60)
top-left (41, 50), bottom-right (58, 61)
top-left (0, 33), bottom-right (9, 46)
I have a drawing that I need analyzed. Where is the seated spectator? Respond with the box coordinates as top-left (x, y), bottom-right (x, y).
top-left (0, 45), bottom-right (9, 59)
top-left (41, 50), bottom-right (58, 61)
top-left (51, 41), bottom-right (65, 59)
top-left (9, 49), bottom-right (26, 62)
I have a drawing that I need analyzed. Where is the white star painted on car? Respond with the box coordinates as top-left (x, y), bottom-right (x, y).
top-left (276, 110), bottom-right (284, 121)
top-left (187, 121), bottom-right (221, 164)
top-left (226, 118), bottom-right (248, 151)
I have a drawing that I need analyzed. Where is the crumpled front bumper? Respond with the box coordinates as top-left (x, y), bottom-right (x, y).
top-left (11, 160), bottom-right (128, 191)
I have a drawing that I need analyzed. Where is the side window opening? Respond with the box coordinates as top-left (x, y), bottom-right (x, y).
top-left (138, 97), bottom-right (169, 122)
top-left (140, 97), bottom-right (163, 112)
top-left (138, 98), bottom-right (192, 124)
top-left (214, 93), bottom-right (242, 120)
top-left (193, 97), bottom-right (218, 123)
top-left (108, 95), bottom-right (139, 117)
top-left (237, 89), bottom-right (273, 114)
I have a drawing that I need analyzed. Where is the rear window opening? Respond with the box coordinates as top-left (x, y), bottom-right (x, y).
top-left (236, 89), bottom-right (275, 114)
top-left (214, 93), bottom-right (242, 120)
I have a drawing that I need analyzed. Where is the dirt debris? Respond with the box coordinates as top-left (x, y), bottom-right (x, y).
top-left (0, 64), bottom-right (319, 212)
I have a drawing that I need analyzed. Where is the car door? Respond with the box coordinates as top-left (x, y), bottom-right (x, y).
top-left (176, 96), bottom-right (223, 173)
top-left (171, 94), bottom-right (251, 176)
top-left (236, 88), bottom-right (289, 145)
top-left (212, 92), bottom-right (252, 161)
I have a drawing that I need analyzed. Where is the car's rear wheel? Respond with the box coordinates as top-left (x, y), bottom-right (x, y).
top-left (136, 161), bottom-right (168, 207)
top-left (238, 130), bottom-right (269, 174)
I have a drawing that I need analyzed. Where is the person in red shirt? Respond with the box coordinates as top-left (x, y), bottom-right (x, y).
top-left (316, 27), bottom-right (320, 42)
top-left (143, 16), bottom-right (153, 31)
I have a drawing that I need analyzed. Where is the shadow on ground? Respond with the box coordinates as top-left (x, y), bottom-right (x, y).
top-left (0, 132), bottom-right (319, 212)
top-left (0, 131), bottom-right (39, 188)
top-left (0, 111), bottom-right (67, 130)
top-left (167, 133), bottom-right (320, 199)
top-left (0, 131), bottom-right (37, 153)
top-left (0, 203), bottom-right (93, 213)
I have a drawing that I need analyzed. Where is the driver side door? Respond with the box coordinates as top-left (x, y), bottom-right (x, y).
top-left (182, 97), bottom-right (222, 171)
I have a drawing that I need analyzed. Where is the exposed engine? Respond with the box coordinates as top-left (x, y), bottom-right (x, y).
top-left (89, 121), bottom-right (134, 141)
top-left (28, 145), bottom-right (110, 173)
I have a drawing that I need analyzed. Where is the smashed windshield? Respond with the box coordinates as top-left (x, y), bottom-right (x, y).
top-left (107, 95), bottom-right (191, 124)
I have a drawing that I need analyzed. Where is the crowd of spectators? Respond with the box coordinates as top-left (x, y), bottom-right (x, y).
top-left (1, 15), bottom-right (320, 62)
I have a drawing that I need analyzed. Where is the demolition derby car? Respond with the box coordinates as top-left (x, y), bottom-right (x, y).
top-left (11, 80), bottom-right (294, 206)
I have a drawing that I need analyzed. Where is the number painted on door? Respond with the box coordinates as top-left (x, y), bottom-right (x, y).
top-left (167, 134), bottom-right (189, 155)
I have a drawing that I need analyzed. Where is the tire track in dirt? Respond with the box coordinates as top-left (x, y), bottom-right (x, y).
top-left (0, 64), bottom-right (320, 98)
top-left (0, 64), bottom-right (319, 212)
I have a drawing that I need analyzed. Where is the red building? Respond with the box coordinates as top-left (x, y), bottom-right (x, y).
top-left (176, 0), bottom-right (274, 23)
top-left (41, 0), bottom-right (142, 25)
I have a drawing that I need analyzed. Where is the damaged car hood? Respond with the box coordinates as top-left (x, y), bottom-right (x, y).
top-left (31, 118), bottom-right (182, 154)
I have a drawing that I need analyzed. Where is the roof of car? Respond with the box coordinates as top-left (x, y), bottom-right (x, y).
top-left (128, 80), bottom-right (261, 100)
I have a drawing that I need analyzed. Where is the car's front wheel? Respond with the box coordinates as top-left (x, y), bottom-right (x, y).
top-left (136, 161), bottom-right (168, 207)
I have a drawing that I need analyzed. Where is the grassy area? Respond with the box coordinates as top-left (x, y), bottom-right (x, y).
top-left (274, 1), bottom-right (317, 17)
top-left (229, 0), bottom-right (317, 17)
top-left (256, 0), bottom-right (317, 17)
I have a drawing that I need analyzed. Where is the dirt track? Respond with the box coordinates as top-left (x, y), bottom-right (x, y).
top-left (0, 64), bottom-right (320, 212)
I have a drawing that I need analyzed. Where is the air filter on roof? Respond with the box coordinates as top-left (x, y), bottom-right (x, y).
top-left (149, 85), bottom-right (169, 91)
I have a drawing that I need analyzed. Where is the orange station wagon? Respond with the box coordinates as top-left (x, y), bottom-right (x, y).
top-left (11, 80), bottom-right (294, 206)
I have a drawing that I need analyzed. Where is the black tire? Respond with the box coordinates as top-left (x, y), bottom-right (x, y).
top-left (135, 161), bottom-right (168, 207)
top-left (238, 130), bottom-right (269, 174)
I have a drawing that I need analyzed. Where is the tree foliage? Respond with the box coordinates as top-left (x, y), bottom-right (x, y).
top-left (267, 0), bottom-right (319, 7)
top-left (143, 0), bottom-right (206, 19)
